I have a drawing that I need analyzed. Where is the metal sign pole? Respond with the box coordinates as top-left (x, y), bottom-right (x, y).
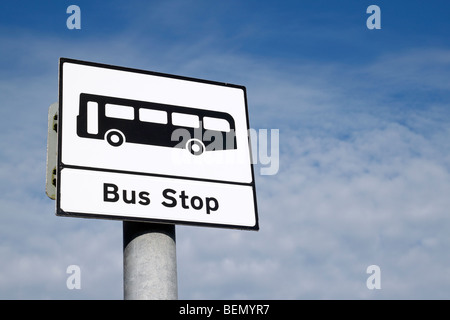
top-left (123, 221), bottom-right (178, 300)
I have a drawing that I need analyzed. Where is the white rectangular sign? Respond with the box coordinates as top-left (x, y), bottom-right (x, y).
top-left (57, 58), bottom-right (259, 230)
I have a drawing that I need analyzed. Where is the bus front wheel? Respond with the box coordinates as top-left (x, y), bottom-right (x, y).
top-left (105, 129), bottom-right (125, 147)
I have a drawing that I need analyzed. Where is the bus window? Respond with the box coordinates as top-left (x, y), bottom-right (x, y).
top-left (87, 101), bottom-right (99, 134)
top-left (139, 108), bottom-right (168, 124)
top-left (105, 103), bottom-right (134, 120)
top-left (204, 116), bottom-right (230, 132)
top-left (172, 113), bottom-right (199, 128)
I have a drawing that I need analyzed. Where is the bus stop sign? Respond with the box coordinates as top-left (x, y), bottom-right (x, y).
top-left (57, 58), bottom-right (258, 230)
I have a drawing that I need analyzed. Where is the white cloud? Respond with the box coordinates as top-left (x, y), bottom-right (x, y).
top-left (176, 119), bottom-right (450, 298)
top-left (173, 47), bottom-right (450, 299)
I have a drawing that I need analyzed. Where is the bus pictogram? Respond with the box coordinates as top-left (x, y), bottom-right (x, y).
top-left (76, 93), bottom-right (237, 155)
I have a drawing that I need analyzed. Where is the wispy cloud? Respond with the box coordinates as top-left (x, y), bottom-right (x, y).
top-left (1, 1), bottom-right (450, 299)
top-left (176, 47), bottom-right (450, 299)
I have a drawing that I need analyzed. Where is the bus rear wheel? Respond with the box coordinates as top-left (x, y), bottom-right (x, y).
top-left (105, 129), bottom-right (125, 147)
top-left (186, 138), bottom-right (205, 156)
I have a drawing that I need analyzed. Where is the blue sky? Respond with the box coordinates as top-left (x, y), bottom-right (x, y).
top-left (1, 0), bottom-right (450, 299)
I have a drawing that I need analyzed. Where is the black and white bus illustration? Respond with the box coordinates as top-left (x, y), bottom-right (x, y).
top-left (76, 93), bottom-right (237, 155)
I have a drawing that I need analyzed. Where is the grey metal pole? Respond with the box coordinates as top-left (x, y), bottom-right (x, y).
top-left (123, 221), bottom-right (178, 300)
